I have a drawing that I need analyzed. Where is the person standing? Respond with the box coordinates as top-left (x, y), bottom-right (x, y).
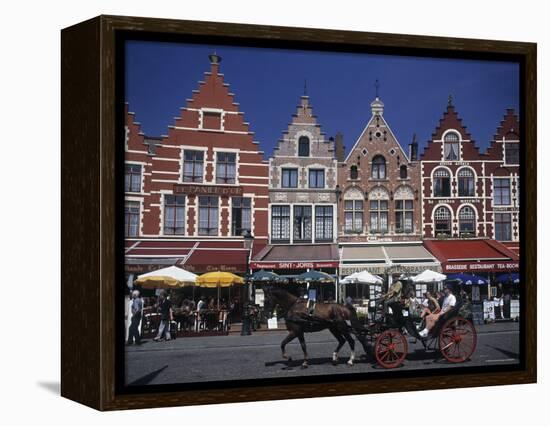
top-left (127, 290), bottom-right (143, 345)
top-left (154, 290), bottom-right (173, 342)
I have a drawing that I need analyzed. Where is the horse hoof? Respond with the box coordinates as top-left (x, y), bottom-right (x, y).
top-left (332, 360), bottom-right (338, 366)
top-left (301, 363), bottom-right (308, 369)
top-left (347, 361), bottom-right (354, 366)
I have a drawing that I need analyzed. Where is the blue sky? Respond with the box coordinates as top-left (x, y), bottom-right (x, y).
top-left (125, 41), bottom-right (519, 159)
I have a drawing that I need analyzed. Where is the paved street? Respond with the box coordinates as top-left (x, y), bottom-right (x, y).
top-left (125, 322), bottom-right (520, 386)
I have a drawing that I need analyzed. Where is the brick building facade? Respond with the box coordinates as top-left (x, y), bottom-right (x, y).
top-left (420, 100), bottom-right (520, 243)
top-left (337, 96), bottom-right (422, 242)
top-left (268, 94), bottom-right (338, 245)
top-left (124, 54), bottom-right (269, 275)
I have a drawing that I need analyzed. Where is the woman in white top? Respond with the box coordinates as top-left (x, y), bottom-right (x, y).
top-left (418, 286), bottom-right (456, 337)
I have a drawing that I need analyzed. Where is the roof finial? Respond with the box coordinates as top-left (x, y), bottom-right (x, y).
top-left (304, 79), bottom-right (308, 96)
top-left (448, 94), bottom-right (453, 106)
top-left (209, 51), bottom-right (222, 65)
top-left (375, 78), bottom-right (380, 98)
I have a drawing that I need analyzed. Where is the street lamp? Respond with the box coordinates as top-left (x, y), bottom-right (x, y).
top-left (241, 229), bottom-right (254, 336)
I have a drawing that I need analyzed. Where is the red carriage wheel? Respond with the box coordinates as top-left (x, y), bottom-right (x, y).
top-left (439, 316), bottom-right (477, 363)
top-left (374, 329), bottom-right (408, 369)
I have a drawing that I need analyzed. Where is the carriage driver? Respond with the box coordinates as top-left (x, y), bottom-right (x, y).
top-left (382, 279), bottom-right (404, 321)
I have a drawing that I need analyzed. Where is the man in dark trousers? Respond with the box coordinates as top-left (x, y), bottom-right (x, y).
top-left (127, 290), bottom-right (143, 345)
top-left (154, 290), bottom-right (173, 342)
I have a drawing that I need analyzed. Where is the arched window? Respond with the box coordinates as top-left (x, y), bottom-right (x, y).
top-left (443, 132), bottom-right (460, 160)
top-left (458, 168), bottom-right (475, 197)
top-left (434, 206), bottom-right (451, 236)
top-left (298, 136), bottom-right (310, 157)
top-left (350, 165), bottom-right (358, 180)
top-left (399, 165), bottom-right (408, 179)
top-left (371, 155), bottom-right (386, 179)
top-left (458, 206), bottom-right (476, 237)
top-left (433, 168), bottom-right (451, 197)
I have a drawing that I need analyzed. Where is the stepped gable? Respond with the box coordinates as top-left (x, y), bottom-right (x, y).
top-left (273, 95), bottom-right (332, 155)
top-left (484, 108), bottom-right (520, 161)
top-left (124, 103), bottom-right (146, 151)
top-left (166, 55), bottom-right (257, 144)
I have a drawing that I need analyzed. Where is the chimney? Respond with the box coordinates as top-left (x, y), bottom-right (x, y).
top-left (409, 133), bottom-right (418, 162)
top-left (333, 132), bottom-right (345, 162)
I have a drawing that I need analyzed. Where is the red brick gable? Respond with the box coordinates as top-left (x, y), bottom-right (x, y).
top-left (125, 103), bottom-right (147, 152)
top-left (430, 104), bottom-right (473, 141)
top-left (494, 108), bottom-right (520, 140)
top-left (171, 62), bottom-right (252, 135)
top-left (484, 109), bottom-right (520, 161)
top-left (421, 104), bottom-right (482, 161)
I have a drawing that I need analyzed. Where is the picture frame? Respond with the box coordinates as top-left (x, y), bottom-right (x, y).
top-left (61, 14), bottom-right (536, 411)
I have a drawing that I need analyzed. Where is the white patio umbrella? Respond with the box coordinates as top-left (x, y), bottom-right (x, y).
top-left (135, 266), bottom-right (198, 289)
top-left (341, 270), bottom-right (383, 285)
top-left (411, 269), bottom-right (447, 283)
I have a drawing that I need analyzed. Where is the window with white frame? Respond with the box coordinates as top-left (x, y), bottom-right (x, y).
top-left (504, 143), bottom-right (519, 165)
top-left (371, 155), bottom-right (386, 179)
top-left (493, 178), bottom-right (511, 205)
top-left (215, 152), bottom-right (236, 184)
top-left (163, 195), bottom-right (185, 235)
top-left (443, 132), bottom-right (460, 160)
top-left (458, 168), bottom-right (475, 197)
top-left (298, 136), bottom-right (310, 157)
top-left (308, 169), bottom-right (325, 188)
top-left (281, 168), bottom-right (298, 188)
top-left (434, 168), bottom-right (451, 197)
top-left (198, 196), bottom-right (219, 236)
top-left (293, 205), bottom-right (312, 242)
top-left (370, 200), bottom-right (388, 233)
top-left (344, 200), bottom-right (363, 233)
top-left (434, 206), bottom-right (451, 236)
top-left (124, 201), bottom-right (140, 237)
top-left (315, 206), bottom-right (333, 241)
top-left (125, 164), bottom-right (142, 193)
top-left (271, 205), bottom-right (290, 241)
top-left (494, 213), bottom-right (512, 241)
top-left (231, 197), bottom-right (251, 236)
top-left (458, 206), bottom-right (476, 237)
top-left (183, 150), bottom-right (204, 183)
top-left (395, 199), bottom-right (413, 233)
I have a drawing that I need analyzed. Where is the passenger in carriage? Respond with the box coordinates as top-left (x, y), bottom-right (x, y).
top-left (418, 286), bottom-right (456, 338)
top-left (420, 291), bottom-right (441, 319)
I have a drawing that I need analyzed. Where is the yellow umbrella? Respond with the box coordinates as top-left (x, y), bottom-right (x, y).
top-left (135, 266), bottom-right (197, 289)
top-left (195, 271), bottom-right (244, 288)
top-left (196, 271), bottom-right (245, 309)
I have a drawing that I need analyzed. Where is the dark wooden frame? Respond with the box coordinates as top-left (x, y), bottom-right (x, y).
top-left (61, 15), bottom-right (537, 411)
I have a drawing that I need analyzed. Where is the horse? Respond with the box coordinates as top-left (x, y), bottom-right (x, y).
top-left (263, 286), bottom-right (370, 368)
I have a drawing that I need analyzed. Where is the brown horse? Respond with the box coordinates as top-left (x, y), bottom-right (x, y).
top-left (263, 286), bottom-right (369, 368)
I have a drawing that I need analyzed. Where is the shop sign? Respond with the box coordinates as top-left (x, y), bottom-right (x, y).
top-left (250, 261), bottom-right (339, 270)
top-left (184, 263), bottom-right (244, 273)
top-left (443, 261), bottom-right (519, 272)
top-left (174, 184), bottom-right (244, 196)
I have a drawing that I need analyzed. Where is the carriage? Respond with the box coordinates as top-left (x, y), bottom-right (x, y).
top-left (367, 299), bottom-right (478, 369)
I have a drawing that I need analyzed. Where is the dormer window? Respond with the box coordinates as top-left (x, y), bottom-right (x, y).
top-left (371, 155), bottom-right (386, 179)
top-left (505, 143), bottom-right (519, 165)
top-left (443, 132), bottom-right (460, 160)
top-left (202, 110), bottom-right (222, 130)
top-left (298, 136), bottom-right (310, 157)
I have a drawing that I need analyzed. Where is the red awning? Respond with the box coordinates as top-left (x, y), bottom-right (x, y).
top-left (501, 241), bottom-right (520, 257)
top-left (423, 239), bottom-right (519, 273)
top-left (251, 244), bottom-right (339, 270)
top-left (125, 239), bottom-right (250, 274)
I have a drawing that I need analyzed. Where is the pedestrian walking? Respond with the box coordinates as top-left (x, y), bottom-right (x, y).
top-left (127, 290), bottom-right (143, 345)
top-left (154, 290), bottom-right (173, 342)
